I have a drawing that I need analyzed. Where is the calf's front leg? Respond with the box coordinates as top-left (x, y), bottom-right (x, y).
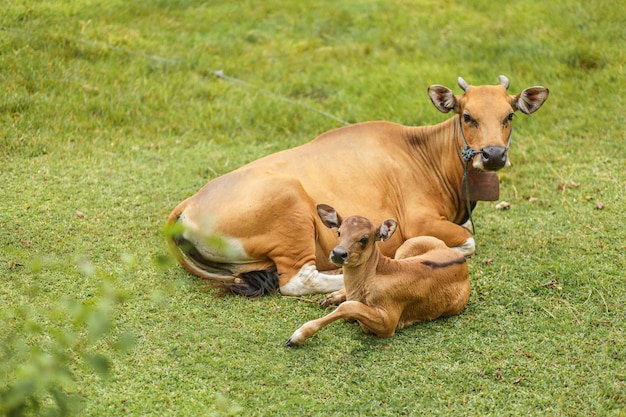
top-left (285, 301), bottom-right (396, 347)
top-left (320, 288), bottom-right (346, 306)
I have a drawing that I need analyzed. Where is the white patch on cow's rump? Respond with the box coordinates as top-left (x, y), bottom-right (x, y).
top-left (452, 237), bottom-right (475, 257)
top-left (179, 212), bottom-right (252, 263)
top-left (280, 264), bottom-right (345, 296)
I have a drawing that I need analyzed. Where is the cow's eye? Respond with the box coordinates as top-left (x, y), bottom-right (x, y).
top-left (337, 231), bottom-right (341, 238)
top-left (359, 236), bottom-right (369, 246)
top-left (503, 113), bottom-right (514, 125)
top-left (463, 113), bottom-right (477, 127)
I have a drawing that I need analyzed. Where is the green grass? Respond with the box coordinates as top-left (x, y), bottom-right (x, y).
top-left (1, 0), bottom-right (624, 415)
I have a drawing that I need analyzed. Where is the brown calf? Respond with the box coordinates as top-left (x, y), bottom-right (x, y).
top-left (285, 204), bottom-right (470, 346)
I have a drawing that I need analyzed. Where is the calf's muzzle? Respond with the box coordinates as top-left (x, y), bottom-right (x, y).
top-left (330, 247), bottom-right (348, 265)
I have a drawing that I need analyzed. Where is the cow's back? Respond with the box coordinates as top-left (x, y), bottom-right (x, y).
top-left (235, 121), bottom-right (411, 201)
top-left (191, 121), bottom-right (416, 229)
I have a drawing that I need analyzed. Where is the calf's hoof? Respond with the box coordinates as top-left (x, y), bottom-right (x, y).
top-left (285, 329), bottom-right (305, 347)
top-left (320, 290), bottom-right (345, 306)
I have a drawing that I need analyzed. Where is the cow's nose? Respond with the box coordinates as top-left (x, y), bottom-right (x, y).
top-left (481, 146), bottom-right (507, 170)
top-left (330, 247), bottom-right (348, 265)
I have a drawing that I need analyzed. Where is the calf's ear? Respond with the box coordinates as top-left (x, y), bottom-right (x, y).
top-left (512, 86), bottom-right (549, 114)
top-left (377, 219), bottom-right (397, 242)
top-left (428, 85), bottom-right (459, 113)
top-left (317, 204), bottom-right (342, 229)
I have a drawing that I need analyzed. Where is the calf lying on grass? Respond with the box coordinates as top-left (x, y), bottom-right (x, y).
top-left (285, 204), bottom-right (470, 347)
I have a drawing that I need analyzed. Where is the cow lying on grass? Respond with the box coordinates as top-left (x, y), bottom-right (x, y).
top-left (285, 205), bottom-right (470, 346)
top-left (167, 76), bottom-right (548, 296)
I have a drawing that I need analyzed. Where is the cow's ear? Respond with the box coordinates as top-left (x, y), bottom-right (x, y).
top-left (317, 204), bottom-right (342, 229)
top-left (377, 219), bottom-right (397, 242)
top-left (512, 86), bottom-right (549, 114)
top-left (428, 85), bottom-right (459, 114)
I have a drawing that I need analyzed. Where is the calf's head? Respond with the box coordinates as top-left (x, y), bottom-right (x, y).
top-left (317, 204), bottom-right (397, 267)
top-left (428, 75), bottom-right (549, 171)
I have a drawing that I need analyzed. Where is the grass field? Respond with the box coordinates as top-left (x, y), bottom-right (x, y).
top-left (1, 0), bottom-right (624, 415)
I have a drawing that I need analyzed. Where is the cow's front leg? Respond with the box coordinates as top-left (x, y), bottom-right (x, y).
top-left (278, 264), bottom-right (345, 296)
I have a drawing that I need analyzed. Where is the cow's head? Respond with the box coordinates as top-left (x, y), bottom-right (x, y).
top-left (317, 204), bottom-right (396, 267)
top-left (428, 75), bottom-right (549, 171)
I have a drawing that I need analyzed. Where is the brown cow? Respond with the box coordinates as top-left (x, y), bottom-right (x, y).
top-left (285, 205), bottom-right (470, 346)
top-left (167, 76), bottom-right (548, 296)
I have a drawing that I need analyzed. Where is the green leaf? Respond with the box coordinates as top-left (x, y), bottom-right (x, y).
top-left (83, 354), bottom-right (110, 377)
top-left (86, 309), bottom-right (111, 345)
top-left (113, 332), bottom-right (137, 352)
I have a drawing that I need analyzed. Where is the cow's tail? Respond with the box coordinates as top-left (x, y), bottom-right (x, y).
top-left (165, 204), bottom-right (280, 297)
top-left (213, 271), bottom-right (280, 298)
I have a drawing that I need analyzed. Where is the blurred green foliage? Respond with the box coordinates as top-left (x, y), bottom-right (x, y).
top-left (0, 259), bottom-right (136, 416)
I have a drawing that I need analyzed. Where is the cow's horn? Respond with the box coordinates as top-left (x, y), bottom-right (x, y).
top-left (458, 77), bottom-right (470, 91)
top-left (499, 75), bottom-right (510, 90)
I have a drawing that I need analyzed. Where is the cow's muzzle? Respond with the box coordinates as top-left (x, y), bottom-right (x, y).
top-left (480, 146), bottom-right (507, 171)
top-left (330, 247), bottom-right (348, 265)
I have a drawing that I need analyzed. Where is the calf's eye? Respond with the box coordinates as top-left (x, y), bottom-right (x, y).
top-left (359, 236), bottom-right (369, 246)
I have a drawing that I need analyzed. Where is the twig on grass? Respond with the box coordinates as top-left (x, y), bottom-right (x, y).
top-left (513, 284), bottom-right (557, 320)
top-left (282, 295), bottom-right (327, 306)
top-left (593, 287), bottom-right (610, 313)
top-left (557, 297), bottom-right (582, 326)
top-left (213, 70), bottom-right (350, 126)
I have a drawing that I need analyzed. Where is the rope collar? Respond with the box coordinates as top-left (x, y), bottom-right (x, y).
top-left (458, 115), bottom-right (483, 163)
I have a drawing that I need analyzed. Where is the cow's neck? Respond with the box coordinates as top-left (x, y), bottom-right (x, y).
top-left (405, 117), bottom-right (470, 223)
top-left (407, 117), bottom-right (464, 167)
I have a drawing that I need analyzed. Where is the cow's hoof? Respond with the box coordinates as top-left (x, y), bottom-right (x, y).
top-left (453, 237), bottom-right (475, 257)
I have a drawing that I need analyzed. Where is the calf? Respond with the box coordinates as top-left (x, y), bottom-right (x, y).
top-left (285, 204), bottom-right (470, 346)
